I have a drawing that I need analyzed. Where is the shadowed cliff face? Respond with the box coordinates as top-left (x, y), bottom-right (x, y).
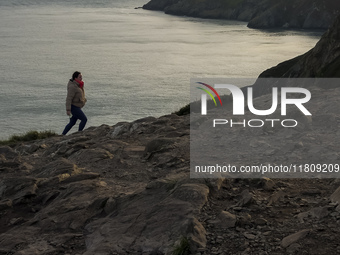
top-left (259, 14), bottom-right (340, 78)
top-left (143, 0), bottom-right (340, 29)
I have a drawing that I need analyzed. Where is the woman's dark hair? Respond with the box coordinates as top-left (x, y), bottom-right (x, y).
top-left (72, 71), bottom-right (81, 80)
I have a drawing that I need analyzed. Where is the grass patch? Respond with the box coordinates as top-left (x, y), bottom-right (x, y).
top-left (172, 236), bottom-right (190, 255)
top-left (0, 130), bottom-right (57, 146)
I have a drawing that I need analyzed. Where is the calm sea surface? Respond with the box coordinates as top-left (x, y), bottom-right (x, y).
top-left (0, 0), bottom-right (323, 138)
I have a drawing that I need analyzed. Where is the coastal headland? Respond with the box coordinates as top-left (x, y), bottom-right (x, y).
top-left (1, 5), bottom-right (340, 255)
top-left (143, 0), bottom-right (340, 29)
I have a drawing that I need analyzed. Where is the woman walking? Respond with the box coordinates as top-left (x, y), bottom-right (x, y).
top-left (62, 71), bottom-right (87, 135)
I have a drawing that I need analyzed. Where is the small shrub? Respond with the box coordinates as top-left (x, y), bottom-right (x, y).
top-left (172, 236), bottom-right (190, 255)
top-left (0, 130), bottom-right (57, 146)
top-left (174, 104), bottom-right (190, 116)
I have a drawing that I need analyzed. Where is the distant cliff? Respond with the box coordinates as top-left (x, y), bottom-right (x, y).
top-left (259, 14), bottom-right (340, 78)
top-left (143, 0), bottom-right (340, 29)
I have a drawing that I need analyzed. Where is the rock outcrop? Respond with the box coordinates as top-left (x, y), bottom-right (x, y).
top-left (143, 0), bottom-right (340, 29)
top-left (0, 115), bottom-right (205, 255)
top-left (1, 83), bottom-right (340, 254)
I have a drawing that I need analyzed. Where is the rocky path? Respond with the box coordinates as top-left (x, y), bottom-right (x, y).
top-left (198, 178), bottom-right (340, 255)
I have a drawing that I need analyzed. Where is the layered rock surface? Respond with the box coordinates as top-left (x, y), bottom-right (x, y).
top-left (0, 115), bottom-right (202, 255)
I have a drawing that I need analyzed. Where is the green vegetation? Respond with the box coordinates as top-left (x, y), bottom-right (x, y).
top-left (172, 236), bottom-right (190, 255)
top-left (0, 130), bottom-right (57, 146)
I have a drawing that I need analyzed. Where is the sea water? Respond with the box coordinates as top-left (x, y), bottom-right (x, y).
top-left (0, 0), bottom-right (323, 139)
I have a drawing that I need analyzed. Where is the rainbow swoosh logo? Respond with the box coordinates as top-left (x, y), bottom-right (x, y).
top-left (196, 82), bottom-right (222, 106)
